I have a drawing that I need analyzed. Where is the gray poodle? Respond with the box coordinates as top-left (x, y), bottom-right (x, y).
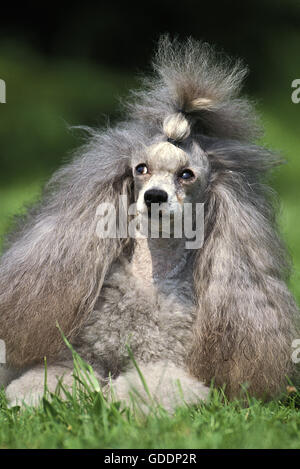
top-left (0, 37), bottom-right (299, 410)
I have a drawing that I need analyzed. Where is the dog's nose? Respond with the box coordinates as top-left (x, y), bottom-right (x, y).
top-left (144, 189), bottom-right (168, 207)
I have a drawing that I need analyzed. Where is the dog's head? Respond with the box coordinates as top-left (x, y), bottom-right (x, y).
top-left (131, 113), bottom-right (209, 226)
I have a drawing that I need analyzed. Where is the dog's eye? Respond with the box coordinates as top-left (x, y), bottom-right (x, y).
top-left (135, 164), bottom-right (148, 175)
top-left (178, 169), bottom-right (195, 180)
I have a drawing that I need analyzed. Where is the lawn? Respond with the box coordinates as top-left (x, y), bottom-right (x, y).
top-left (0, 386), bottom-right (300, 449)
top-left (0, 343), bottom-right (300, 449)
top-left (0, 78), bottom-right (300, 448)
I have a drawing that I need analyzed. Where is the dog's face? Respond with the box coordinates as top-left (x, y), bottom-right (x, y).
top-left (132, 141), bottom-right (209, 222)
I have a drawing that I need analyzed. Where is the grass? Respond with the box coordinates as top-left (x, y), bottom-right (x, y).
top-left (0, 347), bottom-right (300, 449)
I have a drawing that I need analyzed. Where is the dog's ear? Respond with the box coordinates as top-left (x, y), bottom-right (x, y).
top-left (188, 143), bottom-right (299, 399)
top-left (0, 128), bottom-right (134, 368)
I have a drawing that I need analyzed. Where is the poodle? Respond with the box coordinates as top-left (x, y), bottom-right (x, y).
top-left (0, 37), bottom-right (299, 410)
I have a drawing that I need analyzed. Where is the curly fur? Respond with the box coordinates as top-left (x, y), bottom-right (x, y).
top-left (0, 37), bottom-right (299, 407)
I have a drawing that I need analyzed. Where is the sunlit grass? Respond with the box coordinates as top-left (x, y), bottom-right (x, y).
top-left (0, 345), bottom-right (300, 449)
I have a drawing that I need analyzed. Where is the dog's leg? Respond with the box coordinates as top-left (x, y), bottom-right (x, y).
top-left (5, 362), bottom-right (76, 407)
top-left (6, 361), bottom-right (209, 411)
top-left (106, 361), bottom-right (209, 413)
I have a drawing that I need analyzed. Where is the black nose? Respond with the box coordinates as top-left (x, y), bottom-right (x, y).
top-left (144, 188), bottom-right (168, 207)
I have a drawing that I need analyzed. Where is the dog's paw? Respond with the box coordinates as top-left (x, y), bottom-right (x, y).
top-left (5, 364), bottom-right (74, 408)
top-left (5, 377), bottom-right (45, 407)
top-left (105, 362), bottom-right (209, 413)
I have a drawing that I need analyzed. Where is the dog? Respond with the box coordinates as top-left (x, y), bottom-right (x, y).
top-left (0, 37), bottom-right (299, 410)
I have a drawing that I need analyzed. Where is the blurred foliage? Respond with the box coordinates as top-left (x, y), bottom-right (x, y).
top-left (0, 42), bottom-right (136, 183)
top-left (1, 1), bottom-right (300, 88)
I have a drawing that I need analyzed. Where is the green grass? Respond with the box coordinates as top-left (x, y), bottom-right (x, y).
top-left (0, 378), bottom-right (300, 449)
top-left (0, 349), bottom-right (300, 449)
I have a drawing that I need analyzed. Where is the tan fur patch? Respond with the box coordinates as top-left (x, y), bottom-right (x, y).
top-left (147, 142), bottom-right (188, 173)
